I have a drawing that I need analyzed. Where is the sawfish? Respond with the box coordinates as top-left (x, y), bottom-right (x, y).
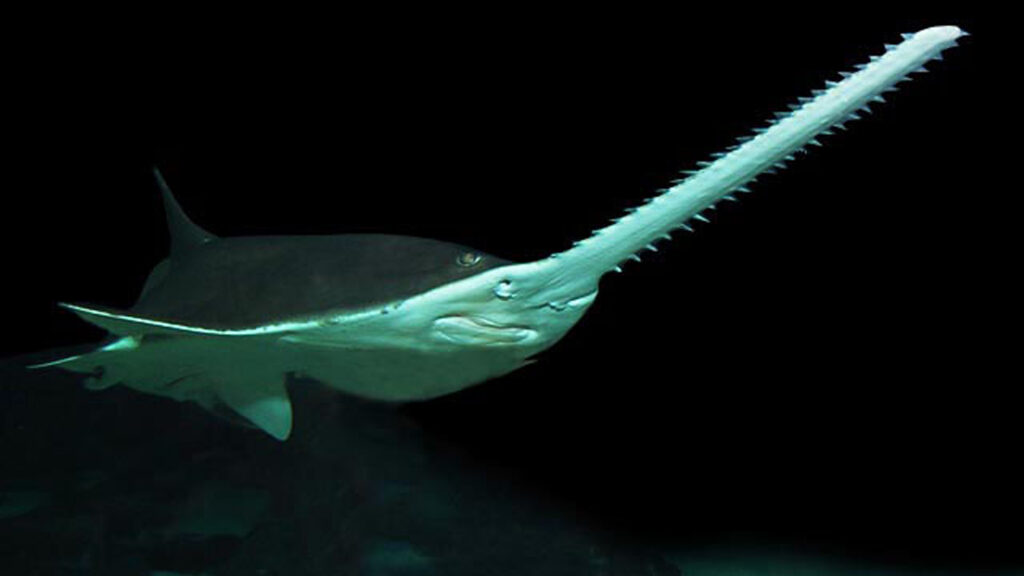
top-left (32, 26), bottom-right (965, 440)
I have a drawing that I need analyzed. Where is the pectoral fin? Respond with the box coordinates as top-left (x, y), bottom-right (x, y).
top-left (59, 303), bottom-right (214, 336)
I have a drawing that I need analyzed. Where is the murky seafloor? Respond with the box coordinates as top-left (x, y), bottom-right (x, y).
top-left (1, 348), bottom-right (1017, 576)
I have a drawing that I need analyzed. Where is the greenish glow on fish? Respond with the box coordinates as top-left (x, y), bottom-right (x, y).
top-left (32, 26), bottom-right (966, 440)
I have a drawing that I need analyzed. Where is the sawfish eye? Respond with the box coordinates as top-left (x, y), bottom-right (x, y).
top-left (456, 252), bottom-right (482, 267)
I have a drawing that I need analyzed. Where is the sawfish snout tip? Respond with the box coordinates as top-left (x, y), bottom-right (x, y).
top-left (914, 25), bottom-right (968, 42)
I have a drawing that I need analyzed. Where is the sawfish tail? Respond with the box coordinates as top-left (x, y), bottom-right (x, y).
top-left (550, 26), bottom-right (966, 277)
top-left (27, 304), bottom-right (295, 441)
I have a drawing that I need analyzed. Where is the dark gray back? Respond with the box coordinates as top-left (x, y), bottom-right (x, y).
top-left (132, 234), bottom-right (511, 329)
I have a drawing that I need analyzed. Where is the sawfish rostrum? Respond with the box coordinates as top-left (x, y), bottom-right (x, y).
top-left (35, 26), bottom-right (965, 440)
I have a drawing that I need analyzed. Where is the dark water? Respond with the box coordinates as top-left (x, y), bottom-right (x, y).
top-left (3, 347), bottom-right (1020, 575)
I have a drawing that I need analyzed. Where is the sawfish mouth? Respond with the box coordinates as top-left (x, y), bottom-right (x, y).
top-left (433, 315), bottom-right (537, 345)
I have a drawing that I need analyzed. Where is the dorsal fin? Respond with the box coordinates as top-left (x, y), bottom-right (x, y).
top-left (153, 168), bottom-right (217, 258)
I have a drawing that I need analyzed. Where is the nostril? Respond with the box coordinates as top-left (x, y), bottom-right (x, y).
top-left (494, 280), bottom-right (514, 300)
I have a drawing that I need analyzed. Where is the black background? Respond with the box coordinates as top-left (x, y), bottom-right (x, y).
top-left (3, 7), bottom-right (1016, 572)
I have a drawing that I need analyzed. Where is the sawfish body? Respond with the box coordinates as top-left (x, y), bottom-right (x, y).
top-left (35, 26), bottom-right (965, 440)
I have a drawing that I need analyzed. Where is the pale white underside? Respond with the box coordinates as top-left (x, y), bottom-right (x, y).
top-left (45, 276), bottom-right (598, 440)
